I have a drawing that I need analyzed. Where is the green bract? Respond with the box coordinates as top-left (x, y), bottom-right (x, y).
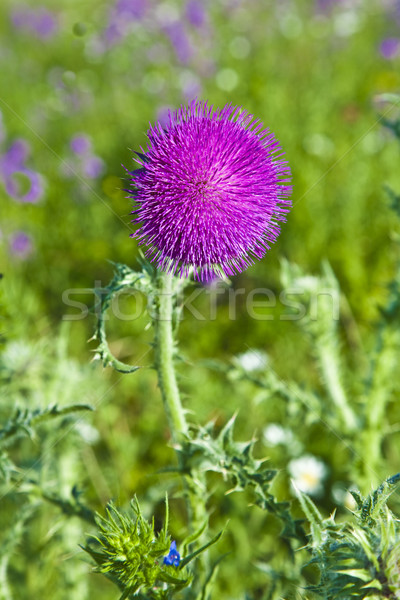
top-left (83, 497), bottom-right (191, 599)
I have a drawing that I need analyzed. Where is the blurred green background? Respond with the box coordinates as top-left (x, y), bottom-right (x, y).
top-left (1, 0), bottom-right (400, 598)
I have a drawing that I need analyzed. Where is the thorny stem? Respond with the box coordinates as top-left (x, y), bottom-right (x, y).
top-left (153, 271), bottom-right (207, 534)
top-left (154, 271), bottom-right (188, 437)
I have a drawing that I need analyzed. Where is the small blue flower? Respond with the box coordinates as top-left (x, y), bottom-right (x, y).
top-left (163, 540), bottom-right (180, 567)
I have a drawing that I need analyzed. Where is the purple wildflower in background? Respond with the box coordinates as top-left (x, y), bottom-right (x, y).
top-left (5, 169), bottom-right (43, 203)
top-left (164, 22), bottom-right (193, 63)
top-left (104, 0), bottom-right (147, 46)
top-left (3, 139), bottom-right (30, 165)
top-left (34, 8), bottom-right (57, 38)
top-left (66, 133), bottom-right (104, 180)
top-left (9, 231), bottom-right (33, 259)
top-left (0, 140), bottom-right (43, 203)
top-left (186, 0), bottom-right (206, 27)
top-left (315, 0), bottom-right (335, 12)
top-left (82, 155), bottom-right (104, 179)
top-left (11, 6), bottom-right (57, 39)
top-left (129, 100), bottom-right (292, 281)
top-left (380, 37), bottom-right (400, 60)
top-left (11, 7), bottom-right (34, 30)
top-left (70, 134), bottom-right (92, 155)
top-left (315, 0), bottom-right (349, 14)
top-left (163, 541), bottom-right (180, 567)
top-left (115, 0), bottom-right (147, 20)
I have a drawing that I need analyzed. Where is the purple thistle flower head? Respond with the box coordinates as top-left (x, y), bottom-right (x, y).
top-left (128, 100), bottom-right (292, 281)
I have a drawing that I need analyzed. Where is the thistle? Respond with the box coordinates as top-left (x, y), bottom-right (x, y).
top-left (82, 497), bottom-right (191, 599)
top-left (128, 100), bottom-right (292, 281)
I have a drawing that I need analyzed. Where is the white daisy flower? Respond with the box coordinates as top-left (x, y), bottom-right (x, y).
top-left (289, 455), bottom-right (328, 497)
top-left (235, 350), bottom-right (268, 372)
top-left (263, 424), bottom-right (294, 446)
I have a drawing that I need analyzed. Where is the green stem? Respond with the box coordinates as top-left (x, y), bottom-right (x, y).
top-left (318, 346), bottom-right (358, 433)
top-left (153, 272), bottom-right (207, 535)
top-left (154, 272), bottom-right (188, 438)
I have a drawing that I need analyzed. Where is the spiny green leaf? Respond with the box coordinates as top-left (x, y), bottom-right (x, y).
top-left (0, 403), bottom-right (93, 445)
top-left (181, 518), bottom-right (208, 557)
top-left (293, 484), bottom-right (323, 546)
top-left (359, 472), bottom-right (400, 525)
top-left (92, 262), bottom-right (149, 374)
top-left (304, 476), bottom-right (400, 599)
top-left (180, 528), bottom-right (224, 568)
